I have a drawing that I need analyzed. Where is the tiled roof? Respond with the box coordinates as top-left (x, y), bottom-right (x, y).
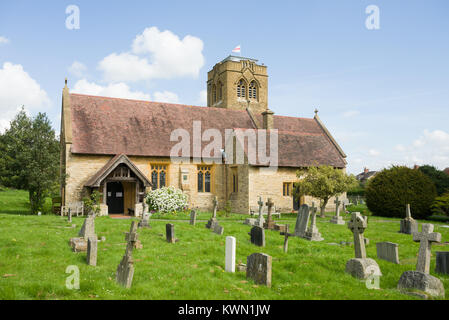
top-left (68, 93), bottom-right (346, 168)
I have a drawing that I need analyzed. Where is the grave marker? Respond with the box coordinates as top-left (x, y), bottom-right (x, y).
top-left (116, 221), bottom-right (138, 288)
top-left (330, 196), bottom-right (345, 225)
top-left (263, 198), bottom-right (275, 230)
top-left (246, 253), bottom-right (272, 287)
top-left (189, 210), bottom-right (197, 226)
top-left (248, 226), bottom-right (265, 247)
top-left (280, 224), bottom-right (294, 253)
top-left (376, 242), bottom-right (400, 264)
top-left (225, 236), bottom-right (236, 273)
top-left (87, 236), bottom-right (97, 266)
top-left (399, 204), bottom-right (418, 234)
top-left (166, 223), bottom-right (178, 243)
top-left (294, 204), bottom-right (310, 238)
top-left (304, 202), bottom-right (323, 241)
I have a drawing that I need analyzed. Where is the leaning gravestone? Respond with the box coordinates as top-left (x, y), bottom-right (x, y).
top-left (397, 223), bottom-right (444, 298)
top-left (189, 210), bottom-right (197, 226)
top-left (246, 253), bottom-right (272, 287)
top-left (304, 202), bottom-right (323, 241)
top-left (330, 196), bottom-right (345, 225)
top-left (213, 224), bottom-right (224, 235)
top-left (116, 221), bottom-right (138, 288)
top-left (87, 236), bottom-right (98, 266)
top-left (70, 214), bottom-right (96, 252)
top-left (376, 242), bottom-right (400, 264)
top-left (138, 212), bottom-right (151, 229)
top-left (294, 204), bottom-right (310, 238)
top-left (248, 226), bottom-right (265, 247)
top-left (280, 224), bottom-right (294, 253)
top-left (205, 196), bottom-right (219, 229)
top-left (435, 252), bottom-right (449, 275)
top-left (263, 198), bottom-right (275, 230)
top-left (399, 204), bottom-right (418, 235)
top-left (225, 236), bottom-right (236, 273)
top-left (345, 212), bottom-right (382, 280)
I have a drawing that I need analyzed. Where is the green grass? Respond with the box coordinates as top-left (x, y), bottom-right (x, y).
top-left (2, 189), bottom-right (449, 300)
top-left (0, 188), bottom-right (52, 215)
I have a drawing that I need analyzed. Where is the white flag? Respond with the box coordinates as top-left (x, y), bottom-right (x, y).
top-left (232, 45), bottom-right (241, 53)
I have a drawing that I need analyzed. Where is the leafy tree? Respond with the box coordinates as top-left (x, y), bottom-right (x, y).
top-left (365, 166), bottom-right (436, 219)
top-left (295, 165), bottom-right (358, 217)
top-left (83, 190), bottom-right (102, 216)
top-left (0, 108), bottom-right (60, 214)
top-left (418, 165), bottom-right (449, 196)
top-left (431, 193), bottom-right (449, 216)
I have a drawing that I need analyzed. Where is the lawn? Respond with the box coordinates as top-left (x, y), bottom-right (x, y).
top-left (1, 191), bottom-right (449, 300)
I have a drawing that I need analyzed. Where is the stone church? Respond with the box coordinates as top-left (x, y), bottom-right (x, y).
top-left (60, 55), bottom-right (347, 216)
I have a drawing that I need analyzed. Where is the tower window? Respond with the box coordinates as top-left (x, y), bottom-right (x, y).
top-left (249, 81), bottom-right (257, 99)
top-left (237, 79), bottom-right (246, 98)
top-left (218, 82), bottom-right (223, 101)
top-left (212, 84), bottom-right (217, 103)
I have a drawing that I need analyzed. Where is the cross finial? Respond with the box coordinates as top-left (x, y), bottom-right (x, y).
top-left (314, 108), bottom-right (319, 116)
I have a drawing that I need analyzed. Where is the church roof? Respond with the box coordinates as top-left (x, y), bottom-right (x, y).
top-left (67, 93), bottom-right (346, 168)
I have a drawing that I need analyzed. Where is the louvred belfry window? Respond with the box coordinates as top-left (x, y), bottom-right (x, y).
top-left (249, 81), bottom-right (257, 99)
top-left (237, 79), bottom-right (246, 98)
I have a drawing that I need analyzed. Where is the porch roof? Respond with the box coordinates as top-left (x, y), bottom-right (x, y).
top-left (84, 154), bottom-right (152, 188)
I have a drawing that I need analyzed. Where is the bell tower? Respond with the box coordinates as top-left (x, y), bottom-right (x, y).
top-left (207, 56), bottom-right (268, 115)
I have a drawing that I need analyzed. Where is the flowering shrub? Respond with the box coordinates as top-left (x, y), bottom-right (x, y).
top-left (145, 186), bottom-right (188, 214)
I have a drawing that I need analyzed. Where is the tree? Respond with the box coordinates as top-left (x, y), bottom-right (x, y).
top-left (295, 165), bottom-right (358, 217)
top-left (418, 165), bottom-right (449, 196)
top-left (365, 166), bottom-right (436, 219)
top-left (0, 108), bottom-right (60, 214)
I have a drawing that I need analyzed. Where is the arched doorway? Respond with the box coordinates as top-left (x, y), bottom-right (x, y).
top-left (107, 181), bottom-right (124, 214)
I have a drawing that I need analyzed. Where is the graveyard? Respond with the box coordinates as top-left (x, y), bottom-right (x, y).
top-left (2, 203), bottom-right (449, 300)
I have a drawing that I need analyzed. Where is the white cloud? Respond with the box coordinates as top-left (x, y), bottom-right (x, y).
top-left (98, 26), bottom-right (204, 82)
top-left (153, 91), bottom-right (179, 104)
top-left (368, 149), bottom-right (380, 156)
top-left (72, 79), bottom-right (151, 101)
top-left (198, 90), bottom-right (207, 105)
top-left (395, 144), bottom-right (406, 152)
top-left (0, 62), bottom-right (51, 132)
top-left (68, 61), bottom-right (87, 78)
top-left (0, 36), bottom-right (9, 45)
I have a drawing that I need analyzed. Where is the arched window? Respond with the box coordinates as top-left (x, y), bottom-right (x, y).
top-left (218, 82), bottom-right (223, 101)
top-left (151, 164), bottom-right (168, 189)
top-left (237, 79), bottom-right (246, 98)
top-left (212, 84), bottom-right (217, 103)
top-left (249, 81), bottom-right (257, 99)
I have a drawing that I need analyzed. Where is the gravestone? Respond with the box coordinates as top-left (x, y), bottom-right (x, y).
top-left (304, 202), bottom-right (323, 241)
top-left (138, 212), bottom-right (151, 229)
top-left (345, 212), bottom-right (381, 280)
top-left (225, 236), bottom-right (236, 273)
top-left (244, 218), bottom-right (257, 226)
top-left (263, 198), bottom-right (275, 230)
top-left (280, 224), bottom-right (294, 253)
top-left (330, 197), bottom-right (345, 225)
top-left (397, 223), bottom-right (444, 298)
top-left (116, 221), bottom-right (138, 288)
top-left (246, 253), bottom-right (272, 287)
top-left (435, 252), bottom-right (449, 275)
top-left (78, 215), bottom-right (95, 240)
top-left (376, 242), bottom-right (400, 264)
top-left (87, 236), bottom-right (98, 266)
top-left (189, 210), bottom-right (197, 226)
top-left (68, 208), bottom-right (72, 223)
top-left (166, 223), bottom-right (178, 243)
top-left (399, 204), bottom-right (418, 235)
top-left (256, 196), bottom-right (265, 227)
top-left (205, 196), bottom-right (218, 229)
top-left (248, 226), bottom-right (265, 247)
top-left (294, 204), bottom-right (310, 238)
top-left (213, 224), bottom-right (224, 235)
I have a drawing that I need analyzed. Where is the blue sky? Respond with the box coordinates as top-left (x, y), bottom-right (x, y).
top-left (0, 0), bottom-right (448, 174)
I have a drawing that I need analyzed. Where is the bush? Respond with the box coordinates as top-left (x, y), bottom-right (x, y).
top-left (145, 186), bottom-right (188, 214)
top-left (365, 166), bottom-right (437, 219)
top-left (431, 193), bottom-right (449, 216)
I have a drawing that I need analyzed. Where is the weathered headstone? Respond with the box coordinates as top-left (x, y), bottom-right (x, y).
top-left (189, 209), bottom-right (197, 226)
top-left (225, 236), bottom-right (236, 273)
top-left (399, 204), bottom-right (418, 235)
top-left (138, 212), bottom-right (151, 229)
top-left (345, 212), bottom-right (381, 279)
top-left (304, 202), bottom-right (323, 241)
top-left (397, 223), bottom-right (444, 298)
top-left (205, 196), bottom-right (218, 229)
top-left (256, 196), bottom-right (265, 227)
top-left (294, 204), bottom-right (310, 238)
top-left (213, 224), bottom-right (224, 235)
top-left (330, 196), bottom-right (345, 225)
top-left (376, 242), bottom-right (400, 264)
top-left (69, 237), bottom-right (88, 252)
top-left (87, 236), bottom-right (98, 266)
top-left (435, 252), bottom-right (449, 275)
top-left (246, 253), bottom-right (272, 287)
top-left (248, 226), bottom-right (265, 247)
top-left (78, 215), bottom-right (95, 240)
top-left (263, 198), bottom-right (275, 230)
top-left (244, 218), bottom-right (257, 226)
top-left (67, 208), bottom-right (72, 223)
top-left (280, 224), bottom-right (294, 253)
top-left (166, 223), bottom-right (178, 243)
top-left (116, 221), bottom-right (138, 288)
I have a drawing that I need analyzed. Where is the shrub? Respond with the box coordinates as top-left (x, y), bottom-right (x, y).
top-left (418, 165), bottom-right (449, 196)
top-left (431, 193), bottom-right (449, 216)
top-left (365, 166), bottom-right (437, 219)
top-left (83, 190), bottom-right (101, 216)
top-left (145, 186), bottom-right (188, 214)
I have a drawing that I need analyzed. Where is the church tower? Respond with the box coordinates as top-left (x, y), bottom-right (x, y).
top-left (207, 56), bottom-right (268, 115)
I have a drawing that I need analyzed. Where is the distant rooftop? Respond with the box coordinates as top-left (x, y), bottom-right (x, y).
top-left (221, 55), bottom-right (259, 63)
